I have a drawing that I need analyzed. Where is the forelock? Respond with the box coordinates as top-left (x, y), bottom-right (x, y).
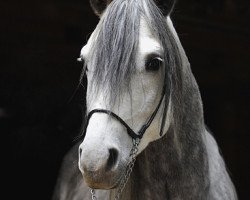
top-left (85, 0), bottom-right (182, 113)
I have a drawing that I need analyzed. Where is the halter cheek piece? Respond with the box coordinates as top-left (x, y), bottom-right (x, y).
top-left (84, 91), bottom-right (165, 140)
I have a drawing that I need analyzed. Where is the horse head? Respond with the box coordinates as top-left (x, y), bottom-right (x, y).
top-left (78, 0), bottom-right (179, 190)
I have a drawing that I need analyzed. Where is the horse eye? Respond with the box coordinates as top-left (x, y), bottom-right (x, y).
top-left (77, 57), bottom-right (84, 63)
top-left (145, 57), bottom-right (163, 71)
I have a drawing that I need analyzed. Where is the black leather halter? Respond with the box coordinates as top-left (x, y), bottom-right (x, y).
top-left (85, 91), bottom-right (165, 140)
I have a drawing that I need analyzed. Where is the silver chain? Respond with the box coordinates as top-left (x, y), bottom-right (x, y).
top-left (90, 138), bottom-right (140, 200)
top-left (91, 189), bottom-right (97, 200)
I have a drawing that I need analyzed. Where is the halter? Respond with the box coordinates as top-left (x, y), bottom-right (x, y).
top-left (84, 90), bottom-right (165, 140)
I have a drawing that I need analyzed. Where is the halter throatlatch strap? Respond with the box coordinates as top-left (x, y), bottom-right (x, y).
top-left (85, 92), bottom-right (165, 140)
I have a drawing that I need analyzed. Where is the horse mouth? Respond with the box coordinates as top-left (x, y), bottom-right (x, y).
top-left (84, 174), bottom-right (120, 189)
top-left (83, 166), bottom-right (125, 190)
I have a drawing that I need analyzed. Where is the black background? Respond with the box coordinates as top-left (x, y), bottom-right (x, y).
top-left (1, 0), bottom-right (250, 199)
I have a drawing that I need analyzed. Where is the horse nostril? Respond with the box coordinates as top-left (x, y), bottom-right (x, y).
top-left (106, 148), bottom-right (118, 171)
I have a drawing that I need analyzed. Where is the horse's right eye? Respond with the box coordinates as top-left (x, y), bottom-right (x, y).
top-left (77, 57), bottom-right (84, 63)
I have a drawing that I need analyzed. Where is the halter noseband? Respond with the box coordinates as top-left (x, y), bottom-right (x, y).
top-left (85, 91), bottom-right (165, 140)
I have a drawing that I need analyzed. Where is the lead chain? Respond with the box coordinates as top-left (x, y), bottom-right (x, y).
top-left (91, 189), bottom-right (97, 200)
top-left (90, 138), bottom-right (140, 200)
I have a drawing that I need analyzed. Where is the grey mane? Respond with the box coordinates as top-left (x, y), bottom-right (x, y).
top-left (82, 0), bottom-right (182, 134)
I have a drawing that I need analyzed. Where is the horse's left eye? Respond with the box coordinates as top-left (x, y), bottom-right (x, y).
top-left (145, 57), bottom-right (163, 71)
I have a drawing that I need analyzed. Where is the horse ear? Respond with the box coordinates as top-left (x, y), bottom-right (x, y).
top-left (154, 0), bottom-right (176, 16)
top-left (90, 0), bottom-right (112, 16)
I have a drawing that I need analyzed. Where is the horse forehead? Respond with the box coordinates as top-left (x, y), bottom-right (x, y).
top-left (139, 18), bottom-right (162, 55)
top-left (81, 17), bottom-right (161, 59)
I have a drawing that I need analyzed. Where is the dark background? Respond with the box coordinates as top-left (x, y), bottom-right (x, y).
top-left (1, 0), bottom-right (249, 199)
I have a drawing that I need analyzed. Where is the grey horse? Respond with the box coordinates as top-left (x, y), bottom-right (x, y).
top-left (52, 0), bottom-right (238, 199)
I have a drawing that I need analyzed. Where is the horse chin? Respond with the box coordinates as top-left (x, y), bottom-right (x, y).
top-left (84, 176), bottom-right (120, 190)
top-left (85, 180), bottom-right (118, 190)
top-left (82, 166), bottom-right (124, 190)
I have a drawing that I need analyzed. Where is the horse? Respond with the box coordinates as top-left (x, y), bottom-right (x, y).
top-left (52, 0), bottom-right (238, 199)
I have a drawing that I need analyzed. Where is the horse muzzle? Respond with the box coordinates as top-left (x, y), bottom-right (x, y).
top-left (78, 144), bottom-right (124, 189)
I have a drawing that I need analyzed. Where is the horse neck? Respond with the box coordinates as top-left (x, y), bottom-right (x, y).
top-left (126, 83), bottom-right (210, 199)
